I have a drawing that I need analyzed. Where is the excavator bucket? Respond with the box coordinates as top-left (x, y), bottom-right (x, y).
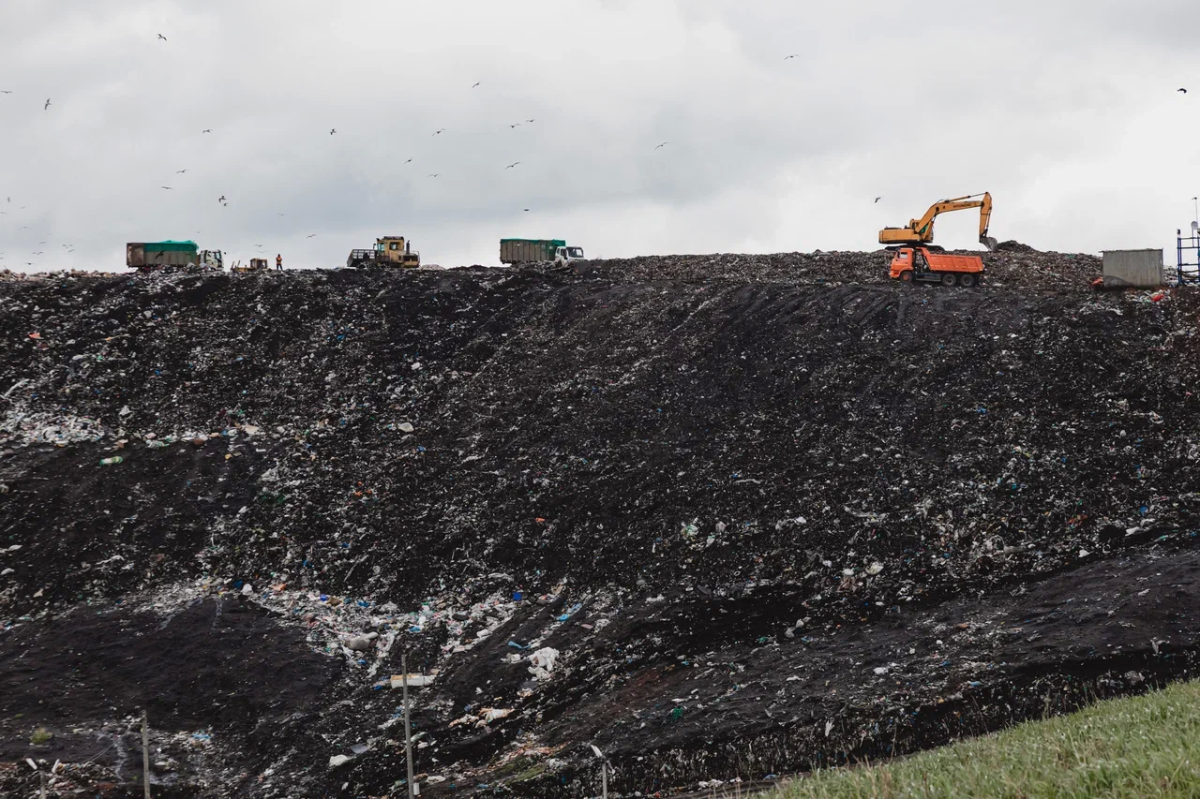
top-left (981, 235), bottom-right (999, 252)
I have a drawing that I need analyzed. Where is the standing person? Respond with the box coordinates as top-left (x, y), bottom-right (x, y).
top-left (276, 253), bottom-right (283, 271)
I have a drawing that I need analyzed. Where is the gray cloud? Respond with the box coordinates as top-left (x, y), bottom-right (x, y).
top-left (1, 0), bottom-right (1199, 271)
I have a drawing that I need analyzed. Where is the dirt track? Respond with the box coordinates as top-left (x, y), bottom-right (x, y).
top-left (3, 250), bottom-right (1200, 797)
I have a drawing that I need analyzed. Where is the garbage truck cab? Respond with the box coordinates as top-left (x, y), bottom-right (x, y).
top-left (198, 250), bottom-right (224, 270)
top-left (554, 245), bottom-right (585, 265)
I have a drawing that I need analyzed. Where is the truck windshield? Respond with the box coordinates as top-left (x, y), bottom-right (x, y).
top-left (567, 247), bottom-right (584, 258)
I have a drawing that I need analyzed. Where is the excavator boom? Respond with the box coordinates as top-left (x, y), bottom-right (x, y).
top-left (879, 192), bottom-right (996, 251)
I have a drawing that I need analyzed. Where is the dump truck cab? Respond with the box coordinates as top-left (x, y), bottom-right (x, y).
top-left (555, 245), bottom-right (585, 264)
top-left (198, 250), bottom-right (224, 270)
top-left (889, 247), bottom-right (984, 287)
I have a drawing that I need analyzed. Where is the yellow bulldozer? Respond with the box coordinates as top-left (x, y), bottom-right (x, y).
top-left (347, 236), bottom-right (420, 269)
top-left (231, 258), bottom-right (270, 273)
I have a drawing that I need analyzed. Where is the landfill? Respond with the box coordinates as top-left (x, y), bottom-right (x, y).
top-left (3, 248), bottom-right (1200, 796)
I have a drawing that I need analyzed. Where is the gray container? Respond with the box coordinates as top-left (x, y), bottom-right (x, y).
top-left (1102, 249), bottom-right (1164, 288)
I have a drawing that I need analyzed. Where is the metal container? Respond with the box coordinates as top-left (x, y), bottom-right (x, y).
top-left (500, 239), bottom-right (564, 265)
top-left (1102, 249), bottom-right (1164, 288)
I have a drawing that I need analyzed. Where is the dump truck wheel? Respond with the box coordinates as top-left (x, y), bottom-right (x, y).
top-left (940, 273), bottom-right (958, 287)
top-left (899, 270), bottom-right (914, 283)
top-left (959, 273), bottom-right (977, 288)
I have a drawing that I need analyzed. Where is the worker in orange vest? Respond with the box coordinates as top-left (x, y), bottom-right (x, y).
top-left (276, 254), bottom-right (283, 271)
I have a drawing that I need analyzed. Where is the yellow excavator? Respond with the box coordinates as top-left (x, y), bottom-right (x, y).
top-left (879, 192), bottom-right (997, 251)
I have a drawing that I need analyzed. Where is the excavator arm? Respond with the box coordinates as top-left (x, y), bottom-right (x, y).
top-left (879, 192), bottom-right (997, 251)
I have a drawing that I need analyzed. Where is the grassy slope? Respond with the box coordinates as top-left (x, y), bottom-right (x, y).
top-left (773, 681), bottom-right (1200, 799)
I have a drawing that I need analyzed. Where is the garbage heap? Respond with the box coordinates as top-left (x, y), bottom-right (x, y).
top-left (4, 250), bottom-right (1200, 798)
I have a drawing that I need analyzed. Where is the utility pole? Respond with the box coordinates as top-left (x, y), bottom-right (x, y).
top-left (141, 709), bottom-right (152, 799)
top-left (403, 655), bottom-right (415, 798)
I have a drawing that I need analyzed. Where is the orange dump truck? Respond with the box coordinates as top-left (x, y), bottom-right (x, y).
top-left (889, 247), bottom-right (984, 287)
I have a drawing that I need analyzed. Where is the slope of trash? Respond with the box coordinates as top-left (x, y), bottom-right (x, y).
top-left (3, 249), bottom-right (1200, 797)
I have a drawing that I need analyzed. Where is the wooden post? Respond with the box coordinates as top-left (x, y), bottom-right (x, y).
top-left (403, 655), bottom-right (415, 798)
top-left (141, 709), bottom-right (152, 799)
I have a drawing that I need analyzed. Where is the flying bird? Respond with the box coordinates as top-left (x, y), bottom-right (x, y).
top-left (176, 169), bottom-right (188, 174)
top-left (505, 162), bottom-right (520, 169)
top-left (874, 196), bottom-right (882, 203)
top-left (524, 209), bottom-right (530, 212)
top-left (202, 129), bottom-right (212, 133)
top-left (157, 33), bottom-right (167, 41)
top-left (161, 186), bottom-right (173, 190)
top-left (472, 82), bottom-right (481, 88)
top-left (330, 128), bottom-right (337, 135)
top-left (218, 195), bottom-right (226, 203)
top-left (44, 98), bottom-right (50, 110)
top-left (306, 234), bottom-right (317, 238)
top-left (433, 129), bottom-right (445, 136)
top-left (508, 123), bottom-right (521, 129)
top-left (525, 119), bottom-right (536, 123)
top-left (404, 158), bottom-right (413, 164)
top-left (1179, 88), bottom-right (1188, 94)
top-left (655, 142), bottom-right (669, 150)
top-left (429, 173), bottom-right (440, 178)
top-left (0, 91), bottom-right (12, 94)
top-left (784, 54), bottom-right (800, 60)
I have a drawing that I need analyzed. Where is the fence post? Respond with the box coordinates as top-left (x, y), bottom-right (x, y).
top-left (141, 709), bottom-right (152, 799)
top-left (403, 654), bottom-right (415, 797)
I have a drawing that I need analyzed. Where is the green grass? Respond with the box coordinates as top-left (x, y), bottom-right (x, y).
top-left (771, 681), bottom-right (1200, 799)
top-left (29, 727), bottom-right (52, 745)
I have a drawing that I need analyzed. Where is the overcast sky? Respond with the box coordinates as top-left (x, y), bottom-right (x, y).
top-left (2, 0), bottom-right (1200, 271)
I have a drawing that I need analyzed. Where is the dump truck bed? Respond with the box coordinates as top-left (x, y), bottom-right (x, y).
top-left (500, 239), bottom-right (565, 265)
top-left (127, 241), bottom-right (199, 268)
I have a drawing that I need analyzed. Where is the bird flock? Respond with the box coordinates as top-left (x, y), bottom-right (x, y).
top-left (0, 35), bottom-right (1193, 271)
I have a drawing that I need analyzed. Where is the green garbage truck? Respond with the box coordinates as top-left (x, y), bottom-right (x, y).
top-left (499, 239), bottom-right (585, 266)
top-left (126, 241), bottom-right (223, 270)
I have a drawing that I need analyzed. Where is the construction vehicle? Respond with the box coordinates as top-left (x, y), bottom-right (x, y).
top-left (346, 236), bottom-right (420, 269)
top-left (879, 193), bottom-right (998, 251)
top-left (126, 241), bottom-right (224, 270)
top-left (500, 239), bottom-right (585, 266)
top-left (889, 246), bottom-right (984, 287)
top-left (230, 258), bottom-right (269, 273)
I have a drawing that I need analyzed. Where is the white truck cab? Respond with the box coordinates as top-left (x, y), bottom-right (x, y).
top-left (198, 250), bottom-right (224, 270)
top-left (554, 246), bottom-right (585, 265)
